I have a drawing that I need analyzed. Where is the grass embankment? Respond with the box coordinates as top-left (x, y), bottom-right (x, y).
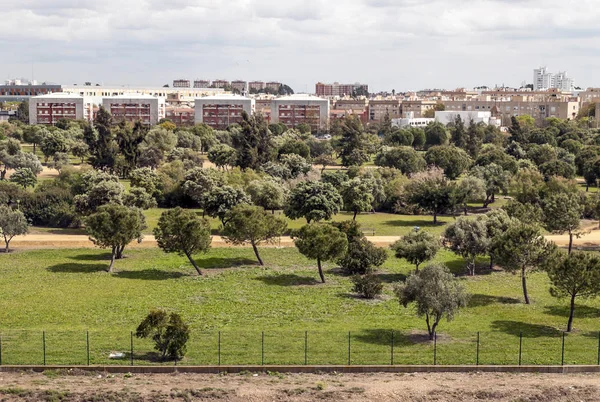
top-left (1, 247), bottom-right (599, 366)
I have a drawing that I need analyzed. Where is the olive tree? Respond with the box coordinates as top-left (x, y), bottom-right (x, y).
top-left (293, 223), bottom-right (348, 283)
top-left (395, 263), bottom-right (469, 340)
top-left (284, 181), bottom-right (342, 223)
top-left (391, 230), bottom-right (440, 272)
top-left (542, 192), bottom-right (583, 254)
top-left (404, 167), bottom-right (456, 224)
top-left (443, 216), bottom-right (490, 276)
top-left (341, 177), bottom-right (375, 220)
top-left (85, 204), bottom-right (146, 272)
top-left (153, 207), bottom-right (212, 275)
top-left (246, 179), bottom-right (288, 213)
top-left (0, 205), bottom-right (29, 252)
top-left (221, 204), bottom-right (287, 265)
top-left (8, 167), bottom-right (37, 189)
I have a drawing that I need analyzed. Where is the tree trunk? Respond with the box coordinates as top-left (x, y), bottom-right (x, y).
top-left (33, 143), bottom-right (37, 154)
top-left (108, 246), bottom-right (116, 273)
top-left (586, 183), bottom-right (589, 192)
top-left (489, 254), bottom-right (494, 270)
top-left (4, 237), bottom-right (9, 253)
top-left (469, 258), bottom-right (476, 276)
top-left (464, 206), bottom-right (468, 216)
top-left (568, 232), bottom-right (573, 255)
top-left (567, 293), bottom-right (576, 332)
top-left (185, 251), bottom-right (202, 276)
top-left (433, 212), bottom-right (437, 224)
top-left (430, 320), bottom-right (438, 341)
top-left (116, 244), bottom-right (125, 259)
top-left (317, 258), bottom-right (325, 283)
top-left (251, 241), bottom-right (264, 266)
top-left (521, 266), bottom-right (530, 304)
top-left (353, 210), bottom-right (358, 220)
top-left (415, 262), bottom-right (420, 273)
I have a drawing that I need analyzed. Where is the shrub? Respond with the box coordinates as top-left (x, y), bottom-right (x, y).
top-left (135, 310), bottom-right (190, 361)
top-left (352, 274), bottom-right (383, 299)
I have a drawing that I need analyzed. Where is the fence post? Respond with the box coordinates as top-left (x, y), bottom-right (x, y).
top-left (597, 331), bottom-right (600, 366)
top-left (476, 332), bottom-right (480, 366)
top-left (261, 331), bottom-right (264, 366)
top-left (218, 331), bottom-right (221, 366)
top-left (86, 331), bottom-right (90, 366)
top-left (433, 333), bottom-right (437, 366)
top-left (304, 331), bottom-right (308, 365)
top-left (347, 331), bottom-right (351, 366)
top-left (561, 332), bottom-right (565, 366)
top-left (518, 331), bottom-right (522, 366)
top-left (130, 331), bottom-right (134, 366)
top-left (43, 331), bottom-right (46, 366)
top-left (0, 335), bottom-right (2, 366)
top-left (390, 330), bottom-right (394, 366)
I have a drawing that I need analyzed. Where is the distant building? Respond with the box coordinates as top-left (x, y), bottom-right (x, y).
top-left (231, 80), bottom-right (248, 94)
top-left (102, 94), bottom-right (166, 126)
top-left (0, 110), bottom-right (16, 122)
top-left (193, 80), bottom-right (211, 88)
top-left (270, 94), bottom-right (329, 132)
top-left (173, 79), bottom-right (190, 88)
top-left (391, 115), bottom-right (434, 128)
top-left (0, 83), bottom-right (63, 102)
top-left (28, 93), bottom-right (94, 125)
top-left (266, 81), bottom-right (281, 92)
top-left (249, 81), bottom-right (266, 92)
top-left (368, 99), bottom-right (400, 122)
top-left (435, 111), bottom-right (500, 127)
top-left (166, 106), bottom-right (195, 127)
top-left (315, 82), bottom-right (368, 97)
top-left (195, 94), bottom-right (255, 130)
top-left (400, 100), bottom-right (437, 119)
top-left (211, 80), bottom-right (230, 89)
top-left (533, 67), bottom-right (574, 91)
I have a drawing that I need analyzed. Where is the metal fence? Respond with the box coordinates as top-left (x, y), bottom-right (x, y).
top-left (0, 330), bottom-right (599, 366)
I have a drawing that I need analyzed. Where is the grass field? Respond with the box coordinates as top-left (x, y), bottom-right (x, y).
top-left (1, 247), bottom-right (599, 366)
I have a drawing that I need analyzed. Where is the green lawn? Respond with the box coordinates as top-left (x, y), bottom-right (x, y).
top-left (1, 247), bottom-right (599, 366)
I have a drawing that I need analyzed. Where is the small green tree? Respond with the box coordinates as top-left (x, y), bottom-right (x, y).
top-left (85, 204), bottom-right (146, 272)
top-left (135, 310), bottom-right (190, 361)
top-left (293, 223), bottom-right (348, 283)
top-left (395, 263), bottom-right (468, 340)
top-left (404, 167), bottom-right (456, 223)
top-left (221, 204), bottom-right (287, 265)
top-left (246, 179), bottom-right (288, 213)
top-left (203, 185), bottom-right (250, 225)
top-left (391, 230), bottom-right (440, 272)
top-left (9, 167), bottom-right (37, 189)
top-left (443, 216), bottom-right (490, 275)
top-left (542, 192), bottom-right (583, 254)
top-left (546, 252), bottom-right (600, 332)
top-left (284, 181), bottom-right (342, 223)
top-left (341, 177), bottom-right (375, 220)
top-left (424, 145), bottom-right (472, 180)
top-left (493, 222), bottom-right (556, 304)
top-left (0, 205), bottom-right (29, 252)
top-left (453, 176), bottom-right (486, 215)
top-left (207, 144), bottom-right (237, 170)
top-left (352, 273), bottom-right (384, 299)
top-left (153, 207), bottom-right (211, 275)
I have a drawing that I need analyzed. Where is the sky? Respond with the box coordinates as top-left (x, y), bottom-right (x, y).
top-left (1, 0), bottom-right (599, 93)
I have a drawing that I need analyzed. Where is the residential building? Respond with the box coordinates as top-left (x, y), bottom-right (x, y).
top-left (0, 83), bottom-right (63, 101)
top-left (62, 85), bottom-right (225, 105)
top-left (249, 81), bottom-right (266, 92)
top-left (368, 99), bottom-right (400, 122)
top-left (231, 80), bottom-right (248, 94)
top-left (400, 100), bottom-right (438, 118)
top-left (28, 93), bottom-right (94, 125)
top-left (270, 94), bottom-right (329, 132)
top-left (554, 71), bottom-right (574, 92)
top-left (102, 94), bottom-right (166, 126)
top-left (194, 80), bottom-right (211, 88)
top-left (195, 94), bottom-right (255, 130)
top-left (166, 106), bottom-right (195, 127)
top-left (266, 81), bottom-right (281, 92)
top-left (211, 80), bottom-right (230, 89)
top-left (0, 110), bottom-right (15, 122)
top-left (331, 98), bottom-right (368, 124)
top-left (173, 79), bottom-right (190, 88)
top-left (596, 103), bottom-right (600, 128)
top-left (255, 98), bottom-right (272, 115)
top-left (533, 67), bottom-right (575, 91)
top-left (315, 82), bottom-right (368, 97)
top-left (392, 115), bottom-right (435, 128)
top-left (435, 111), bottom-right (501, 127)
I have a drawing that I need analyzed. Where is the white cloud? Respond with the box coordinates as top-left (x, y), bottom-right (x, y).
top-left (0, 0), bottom-right (598, 90)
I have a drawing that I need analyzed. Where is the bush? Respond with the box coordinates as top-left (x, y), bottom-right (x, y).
top-left (339, 236), bottom-right (387, 275)
top-left (352, 274), bottom-right (383, 299)
top-left (135, 310), bottom-right (190, 361)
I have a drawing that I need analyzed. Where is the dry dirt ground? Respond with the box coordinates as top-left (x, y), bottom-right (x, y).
top-left (0, 370), bottom-right (598, 401)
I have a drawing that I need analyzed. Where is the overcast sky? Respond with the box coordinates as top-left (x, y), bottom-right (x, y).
top-left (1, 0), bottom-right (599, 92)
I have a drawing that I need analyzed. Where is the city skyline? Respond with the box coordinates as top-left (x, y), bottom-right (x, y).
top-left (1, 0), bottom-right (599, 92)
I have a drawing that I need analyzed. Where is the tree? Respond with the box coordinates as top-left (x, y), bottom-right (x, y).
top-left (221, 204), bottom-right (287, 265)
top-left (453, 176), bottom-right (486, 215)
top-left (90, 106), bottom-right (119, 170)
top-left (71, 141), bottom-right (89, 164)
top-left (130, 167), bottom-right (162, 198)
top-left (49, 152), bottom-right (70, 173)
top-left (395, 263), bottom-right (468, 340)
top-left (153, 207), bottom-right (212, 275)
top-left (284, 181), bottom-right (342, 223)
top-left (123, 187), bottom-right (158, 209)
top-left (470, 163), bottom-right (511, 206)
top-left (9, 167), bottom-right (37, 189)
top-left (246, 179), bottom-right (287, 213)
top-left (135, 310), bottom-right (190, 361)
top-left (23, 126), bottom-right (47, 154)
top-left (0, 205), bottom-right (29, 252)
top-left (404, 167), bottom-right (456, 223)
top-left (391, 230), bottom-right (440, 272)
top-left (542, 192), bottom-right (583, 254)
top-left (337, 115), bottom-right (372, 167)
top-left (115, 121), bottom-right (146, 176)
top-left (0, 151), bottom-right (43, 181)
top-left (182, 167), bottom-right (225, 208)
top-left (231, 112), bottom-right (276, 170)
top-left (73, 172), bottom-right (125, 215)
top-left (293, 223), bottom-right (348, 283)
top-left (339, 236), bottom-right (387, 275)
top-left (424, 145), bottom-right (472, 180)
top-left (443, 217), bottom-right (490, 276)
top-left (341, 177), bottom-right (375, 219)
top-left (207, 144), bottom-right (237, 170)
top-left (352, 273), bottom-right (384, 299)
top-left (546, 252), bottom-right (600, 332)
top-left (15, 101), bottom-right (29, 124)
top-left (483, 209), bottom-right (514, 269)
top-left (493, 222), bottom-right (556, 304)
top-left (203, 185), bottom-right (249, 225)
top-left (85, 204), bottom-right (146, 272)
top-left (374, 146), bottom-right (426, 174)
top-left (40, 131), bottom-right (70, 162)
top-left (450, 115), bottom-right (467, 148)
top-left (424, 122), bottom-right (449, 148)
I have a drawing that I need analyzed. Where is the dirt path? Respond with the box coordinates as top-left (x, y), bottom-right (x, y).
top-left (0, 371), bottom-right (598, 401)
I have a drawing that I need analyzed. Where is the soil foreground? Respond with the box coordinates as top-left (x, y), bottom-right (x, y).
top-left (0, 371), bottom-right (599, 401)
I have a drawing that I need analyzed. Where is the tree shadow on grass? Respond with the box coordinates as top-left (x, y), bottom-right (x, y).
top-left (353, 329), bottom-right (434, 346)
top-left (490, 320), bottom-right (562, 338)
top-left (69, 253), bottom-right (113, 261)
top-left (377, 272), bottom-right (407, 284)
top-left (255, 274), bottom-right (320, 286)
top-left (193, 257), bottom-right (257, 269)
top-left (444, 259), bottom-right (494, 277)
top-left (469, 294), bottom-right (521, 308)
top-left (544, 305), bottom-right (600, 319)
top-left (381, 219), bottom-right (442, 228)
top-left (113, 269), bottom-right (189, 280)
top-left (47, 263), bottom-right (108, 274)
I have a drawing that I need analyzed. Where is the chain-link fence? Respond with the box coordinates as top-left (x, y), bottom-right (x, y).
top-left (0, 330), bottom-right (599, 366)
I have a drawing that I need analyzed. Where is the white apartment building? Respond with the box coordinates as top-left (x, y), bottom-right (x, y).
top-left (195, 94), bottom-right (255, 130)
top-left (435, 111), bottom-right (501, 127)
top-left (533, 67), bottom-right (574, 91)
top-left (29, 93), bottom-right (94, 125)
top-left (102, 94), bottom-right (166, 126)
